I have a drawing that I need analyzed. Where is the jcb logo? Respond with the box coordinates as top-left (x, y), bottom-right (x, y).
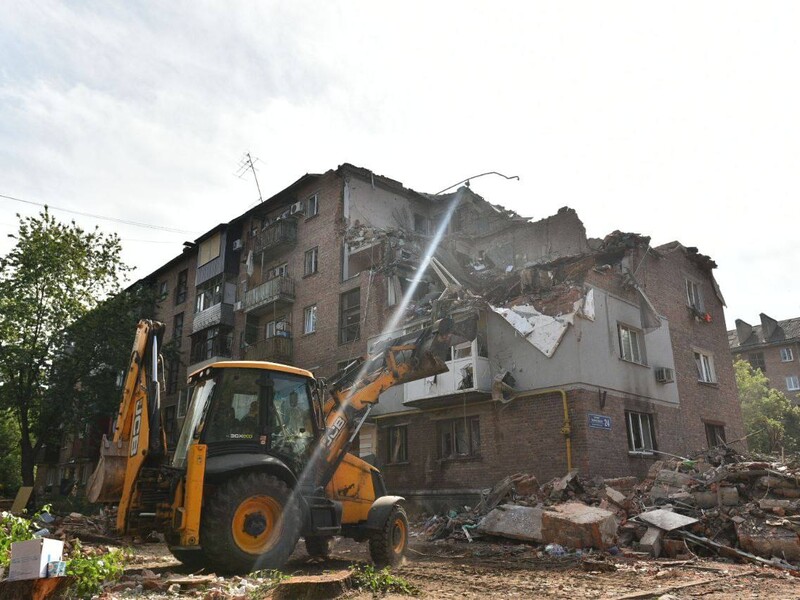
top-left (130, 400), bottom-right (143, 457)
top-left (324, 416), bottom-right (346, 449)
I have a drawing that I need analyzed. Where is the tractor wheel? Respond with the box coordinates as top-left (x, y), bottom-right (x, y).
top-left (200, 472), bottom-right (300, 574)
top-left (368, 504), bottom-right (408, 567)
top-left (304, 536), bottom-right (333, 559)
top-left (169, 547), bottom-right (207, 572)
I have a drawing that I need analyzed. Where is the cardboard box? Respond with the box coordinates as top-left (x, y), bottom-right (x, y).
top-left (8, 538), bottom-right (64, 581)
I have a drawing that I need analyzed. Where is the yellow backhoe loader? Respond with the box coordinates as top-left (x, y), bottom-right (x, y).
top-left (87, 313), bottom-right (476, 573)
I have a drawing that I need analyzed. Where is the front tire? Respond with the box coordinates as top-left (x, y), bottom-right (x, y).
top-left (169, 547), bottom-right (207, 572)
top-left (368, 504), bottom-right (408, 567)
top-left (200, 472), bottom-right (300, 574)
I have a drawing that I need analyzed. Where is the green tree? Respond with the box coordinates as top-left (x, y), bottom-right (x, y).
top-left (0, 410), bottom-right (22, 496)
top-left (734, 359), bottom-right (800, 454)
top-left (0, 209), bottom-right (129, 486)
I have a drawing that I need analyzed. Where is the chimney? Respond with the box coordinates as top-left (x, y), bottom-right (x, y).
top-left (760, 313), bottom-right (780, 341)
top-left (735, 319), bottom-right (753, 345)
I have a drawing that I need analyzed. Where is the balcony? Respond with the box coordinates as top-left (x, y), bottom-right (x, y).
top-left (192, 302), bottom-right (235, 334)
top-left (254, 220), bottom-right (297, 255)
top-left (242, 276), bottom-right (295, 316)
top-left (403, 351), bottom-right (492, 409)
top-left (188, 335), bottom-right (233, 372)
top-left (243, 336), bottom-right (294, 364)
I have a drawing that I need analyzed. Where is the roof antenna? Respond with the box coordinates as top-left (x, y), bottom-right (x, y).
top-left (235, 152), bottom-right (264, 203)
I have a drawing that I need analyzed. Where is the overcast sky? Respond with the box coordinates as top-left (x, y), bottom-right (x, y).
top-left (2, 2), bottom-right (799, 329)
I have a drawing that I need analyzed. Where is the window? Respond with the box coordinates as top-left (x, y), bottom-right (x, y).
top-left (173, 312), bottom-right (184, 341)
top-left (748, 352), bottom-right (766, 373)
top-left (175, 269), bottom-right (188, 305)
top-left (158, 280), bottom-right (168, 300)
top-left (190, 326), bottom-right (233, 363)
top-left (265, 318), bottom-right (290, 338)
top-left (166, 359), bottom-right (179, 394)
top-left (304, 247), bottom-right (319, 276)
top-left (626, 411), bottom-right (656, 454)
top-left (781, 348), bottom-right (794, 362)
top-left (306, 193), bottom-right (319, 217)
top-left (340, 288), bottom-right (361, 343)
top-left (686, 279), bottom-right (703, 310)
top-left (787, 376), bottom-right (800, 391)
top-left (195, 275), bottom-right (223, 313)
top-left (386, 426), bottom-right (408, 464)
top-left (705, 423), bottom-right (726, 448)
top-left (413, 213), bottom-right (429, 235)
top-left (198, 232), bottom-right (221, 266)
top-left (177, 388), bottom-right (190, 419)
top-left (265, 262), bottom-right (288, 280)
top-left (304, 305), bottom-right (317, 334)
top-left (694, 351), bottom-right (716, 383)
top-left (618, 324), bottom-right (645, 364)
top-left (438, 416), bottom-right (480, 459)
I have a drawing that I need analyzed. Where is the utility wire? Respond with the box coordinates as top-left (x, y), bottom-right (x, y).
top-left (0, 192), bottom-right (201, 235)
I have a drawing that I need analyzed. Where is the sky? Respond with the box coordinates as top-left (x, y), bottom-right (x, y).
top-left (1, 2), bottom-right (799, 329)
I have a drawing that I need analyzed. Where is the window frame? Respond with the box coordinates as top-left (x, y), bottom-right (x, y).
top-left (173, 312), bottom-right (184, 341)
top-left (618, 323), bottom-right (645, 365)
top-left (195, 274), bottom-right (224, 313)
top-left (625, 411), bottom-right (656, 454)
top-left (685, 278), bottom-right (704, 311)
top-left (386, 425), bottom-right (409, 464)
top-left (437, 416), bottom-right (481, 460)
top-left (158, 280), bottom-right (168, 301)
top-left (306, 193), bottom-right (319, 218)
top-left (304, 247), bottom-right (319, 276)
top-left (175, 269), bottom-right (188, 305)
top-left (705, 422), bottom-right (726, 448)
top-left (694, 350), bottom-right (717, 383)
top-left (303, 305), bottom-right (317, 335)
top-left (339, 288), bottom-right (361, 344)
top-left (748, 352), bottom-right (766, 373)
top-left (781, 348), bottom-right (794, 362)
top-left (786, 375), bottom-right (800, 391)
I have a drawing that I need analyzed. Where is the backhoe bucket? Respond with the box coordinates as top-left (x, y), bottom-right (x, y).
top-left (86, 435), bottom-right (129, 504)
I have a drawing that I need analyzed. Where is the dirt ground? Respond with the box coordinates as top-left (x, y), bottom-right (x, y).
top-left (117, 531), bottom-right (800, 599)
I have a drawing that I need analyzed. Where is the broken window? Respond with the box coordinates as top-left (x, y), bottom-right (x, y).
top-left (304, 305), bottom-right (317, 334)
top-left (748, 352), bottom-right (766, 373)
top-left (625, 411), bottom-right (656, 454)
top-left (173, 312), bottom-right (184, 341)
top-left (306, 193), bottom-right (319, 217)
top-left (413, 213), bottom-right (429, 235)
top-left (190, 326), bottom-right (233, 364)
top-left (695, 350), bottom-right (716, 383)
top-left (618, 324), bottom-right (645, 364)
top-left (198, 232), bottom-right (221, 266)
top-left (265, 317), bottom-right (291, 339)
top-left (175, 269), bottom-right (188, 305)
top-left (781, 348), bottom-right (794, 362)
top-left (304, 247), bottom-right (318, 276)
top-left (438, 416), bottom-right (480, 459)
top-left (340, 288), bottom-right (360, 343)
top-left (158, 280), bottom-right (168, 301)
top-left (343, 242), bottom-right (380, 280)
top-left (195, 275), bottom-right (224, 313)
top-left (705, 423), bottom-right (726, 448)
top-left (386, 425), bottom-right (408, 464)
top-left (686, 279), bottom-right (704, 311)
top-left (177, 388), bottom-right (190, 419)
top-left (786, 375), bottom-right (800, 391)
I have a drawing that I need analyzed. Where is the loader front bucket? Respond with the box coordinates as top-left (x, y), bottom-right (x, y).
top-left (86, 435), bottom-right (129, 504)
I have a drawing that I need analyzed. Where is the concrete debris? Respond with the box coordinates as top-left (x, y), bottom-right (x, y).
top-left (477, 505), bottom-right (544, 542)
top-left (540, 502), bottom-right (618, 549)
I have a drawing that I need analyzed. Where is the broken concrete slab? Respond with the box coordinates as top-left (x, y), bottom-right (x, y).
top-left (603, 486), bottom-right (628, 508)
top-left (550, 469), bottom-right (582, 501)
top-left (736, 522), bottom-right (800, 562)
top-left (638, 509), bottom-right (698, 532)
top-left (477, 505), bottom-right (544, 542)
top-left (759, 499), bottom-right (796, 513)
top-left (637, 526), bottom-right (663, 558)
top-left (540, 502), bottom-right (618, 549)
top-left (692, 487), bottom-right (739, 508)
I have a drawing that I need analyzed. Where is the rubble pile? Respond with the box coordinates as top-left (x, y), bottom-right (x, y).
top-left (421, 449), bottom-right (800, 571)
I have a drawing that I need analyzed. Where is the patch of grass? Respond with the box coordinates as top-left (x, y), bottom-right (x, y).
top-left (351, 564), bottom-right (419, 596)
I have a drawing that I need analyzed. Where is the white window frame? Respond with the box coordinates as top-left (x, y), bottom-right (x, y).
top-left (787, 375), bottom-right (800, 391)
top-left (304, 247), bottom-right (318, 276)
top-left (626, 411), bottom-right (655, 454)
top-left (781, 348), bottom-right (794, 362)
top-left (694, 350), bottom-right (716, 383)
top-left (266, 318), bottom-right (289, 339)
top-left (303, 305), bottom-right (317, 334)
top-left (618, 324), bottom-right (645, 364)
top-left (306, 193), bottom-right (319, 217)
top-left (686, 278), bottom-right (704, 311)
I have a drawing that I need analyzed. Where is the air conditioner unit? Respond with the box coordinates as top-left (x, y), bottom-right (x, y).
top-left (655, 367), bottom-right (675, 383)
top-left (234, 300), bottom-right (243, 311)
top-left (290, 201), bottom-right (305, 215)
top-left (280, 210), bottom-right (291, 220)
top-left (232, 239), bottom-right (244, 251)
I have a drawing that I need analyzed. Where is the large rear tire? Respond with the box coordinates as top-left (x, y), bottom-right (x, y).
top-left (368, 504), bottom-right (408, 567)
top-left (169, 547), bottom-right (207, 572)
top-left (200, 472), bottom-right (300, 574)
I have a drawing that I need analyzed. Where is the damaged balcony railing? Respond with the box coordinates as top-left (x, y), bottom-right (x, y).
top-left (253, 220), bottom-right (297, 255)
top-left (243, 336), bottom-right (293, 364)
top-left (242, 276), bottom-right (295, 315)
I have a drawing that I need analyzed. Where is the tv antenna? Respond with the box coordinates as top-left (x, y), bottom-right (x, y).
top-left (235, 152), bottom-right (264, 203)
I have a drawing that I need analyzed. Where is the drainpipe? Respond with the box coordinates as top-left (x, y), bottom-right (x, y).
top-left (494, 380), bottom-right (572, 471)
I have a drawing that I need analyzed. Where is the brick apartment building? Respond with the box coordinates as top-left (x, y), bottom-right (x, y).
top-left (35, 163), bottom-right (745, 509)
top-left (728, 314), bottom-right (800, 399)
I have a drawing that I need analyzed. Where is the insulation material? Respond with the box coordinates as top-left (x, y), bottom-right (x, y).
top-left (576, 288), bottom-right (595, 321)
top-left (492, 304), bottom-right (573, 358)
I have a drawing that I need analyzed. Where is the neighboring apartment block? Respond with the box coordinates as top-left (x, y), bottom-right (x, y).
top-left (36, 163), bottom-right (745, 508)
top-left (728, 314), bottom-right (800, 399)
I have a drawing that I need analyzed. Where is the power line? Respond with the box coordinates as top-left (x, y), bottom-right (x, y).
top-left (0, 192), bottom-right (201, 235)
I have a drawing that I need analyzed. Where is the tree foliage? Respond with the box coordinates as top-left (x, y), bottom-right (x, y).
top-left (735, 359), bottom-right (800, 454)
top-left (0, 209), bottom-right (130, 485)
top-left (0, 411), bottom-right (22, 496)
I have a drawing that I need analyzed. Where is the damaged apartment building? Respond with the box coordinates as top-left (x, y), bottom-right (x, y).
top-left (35, 163), bottom-right (745, 508)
